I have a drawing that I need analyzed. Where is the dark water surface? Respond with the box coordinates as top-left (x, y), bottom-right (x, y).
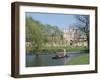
top-left (26, 52), bottom-right (88, 67)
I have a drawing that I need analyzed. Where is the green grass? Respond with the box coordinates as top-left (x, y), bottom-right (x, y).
top-left (66, 47), bottom-right (88, 52)
top-left (26, 46), bottom-right (89, 54)
top-left (67, 54), bottom-right (89, 65)
top-left (41, 46), bottom-right (88, 53)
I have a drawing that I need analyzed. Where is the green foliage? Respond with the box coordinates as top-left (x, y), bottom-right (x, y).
top-left (26, 16), bottom-right (44, 53)
top-left (26, 16), bottom-right (63, 54)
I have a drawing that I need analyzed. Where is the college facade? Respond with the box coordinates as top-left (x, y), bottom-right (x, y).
top-left (63, 26), bottom-right (87, 47)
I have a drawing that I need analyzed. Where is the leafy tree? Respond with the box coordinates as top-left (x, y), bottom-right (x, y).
top-left (26, 16), bottom-right (63, 54)
top-left (26, 16), bottom-right (44, 53)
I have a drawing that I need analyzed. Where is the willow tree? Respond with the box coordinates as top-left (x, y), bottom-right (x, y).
top-left (26, 16), bottom-right (44, 53)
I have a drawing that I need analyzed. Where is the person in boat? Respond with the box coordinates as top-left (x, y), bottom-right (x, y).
top-left (52, 49), bottom-right (68, 59)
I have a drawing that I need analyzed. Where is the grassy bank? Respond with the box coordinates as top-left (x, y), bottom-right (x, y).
top-left (26, 46), bottom-right (89, 54)
top-left (39, 46), bottom-right (88, 53)
top-left (66, 54), bottom-right (89, 65)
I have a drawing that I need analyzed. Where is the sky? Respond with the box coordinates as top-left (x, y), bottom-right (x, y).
top-left (26, 12), bottom-right (77, 30)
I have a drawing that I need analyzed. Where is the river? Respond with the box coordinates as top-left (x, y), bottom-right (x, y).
top-left (26, 52), bottom-right (89, 67)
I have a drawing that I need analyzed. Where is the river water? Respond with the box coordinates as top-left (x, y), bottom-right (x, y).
top-left (26, 52), bottom-right (89, 67)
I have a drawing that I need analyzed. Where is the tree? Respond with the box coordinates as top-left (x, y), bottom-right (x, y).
top-left (26, 16), bottom-right (44, 53)
top-left (42, 24), bottom-right (63, 46)
top-left (75, 15), bottom-right (89, 49)
top-left (26, 16), bottom-right (63, 54)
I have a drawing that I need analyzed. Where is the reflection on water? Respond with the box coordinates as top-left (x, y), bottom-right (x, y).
top-left (26, 52), bottom-right (88, 67)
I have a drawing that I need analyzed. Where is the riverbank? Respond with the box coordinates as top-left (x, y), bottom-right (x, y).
top-left (26, 46), bottom-right (89, 55)
top-left (66, 54), bottom-right (89, 65)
